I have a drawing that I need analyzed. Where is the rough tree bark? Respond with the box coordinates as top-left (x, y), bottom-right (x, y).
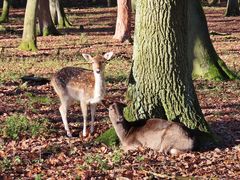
top-left (38, 0), bottom-right (59, 36)
top-left (189, 0), bottom-right (237, 80)
top-left (225, 0), bottom-right (240, 16)
top-left (0, 0), bottom-right (10, 23)
top-left (113, 0), bottom-right (132, 43)
top-left (49, 0), bottom-right (71, 28)
top-left (124, 0), bottom-right (210, 136)
top-left (18, 0), bottom-right (38, 51)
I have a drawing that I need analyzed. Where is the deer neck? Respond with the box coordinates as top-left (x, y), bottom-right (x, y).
top-left (111, 120), bottom-right (129, 143)
top-left (93, 72), bottom-right (105, 101)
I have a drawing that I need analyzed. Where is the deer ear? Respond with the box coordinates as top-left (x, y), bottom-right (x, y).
top-left (82, 53), bottom-right (93, 62)
top-left (103, 52), bottom-right (113, 60)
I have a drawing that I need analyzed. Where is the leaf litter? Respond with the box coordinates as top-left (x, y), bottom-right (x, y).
top-left (0, 4), bottom-right (239, 179)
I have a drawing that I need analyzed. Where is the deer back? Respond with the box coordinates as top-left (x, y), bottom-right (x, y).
top-left (109, 102), bottom-right (195, 154)
top-left (51, 67), bottom-right (95, 101)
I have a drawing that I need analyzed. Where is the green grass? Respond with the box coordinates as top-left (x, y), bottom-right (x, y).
top-left (79, 148), bottom-right (123, 171)
top-left (105, 58), bottom-right (131, 83)
top-left (84, 153), bottom-right (110, 171)
top-left (0, 157), bottom-right (11, 171)
top-left (0, 56), bottom-right (131, 83)
top-left (34, 174), bottom-right (42, 180)
top-left (25, 92), bottom-right (54, 113)
top-left (0, 114), bottom-right (49, 140)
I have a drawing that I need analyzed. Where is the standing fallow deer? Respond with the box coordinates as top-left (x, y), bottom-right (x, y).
top-left (109, 102), bottom-right (195, 155)
top-left (51, 52), bottom-right (113, 137)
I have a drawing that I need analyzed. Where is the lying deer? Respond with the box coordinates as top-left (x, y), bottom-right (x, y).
top-left (109, 103), bottom-right (195, 155)
top-left (51, 52), bottom-right (113, 137)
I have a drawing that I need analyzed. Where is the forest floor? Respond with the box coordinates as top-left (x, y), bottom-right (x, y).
top-left (0, 4), bottom-right (239, 179)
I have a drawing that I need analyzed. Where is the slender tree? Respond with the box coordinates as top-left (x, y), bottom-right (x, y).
top-left (113, 0), bottom-right (132, 43)
top-left (18, 0), bottom-right (38, 51)
top-left (38, 0), bottom-right (59, 36)
top-left (189, 0), bottom-right (237, 80)
top-left (49, 0), bottom-right (71, 28)
top-left (0, 0), bottom-right (10, 23)
top-left (225, 0), bottom-right (240, 16)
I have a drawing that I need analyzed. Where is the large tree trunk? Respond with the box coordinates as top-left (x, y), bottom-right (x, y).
top-left (49, 0), bottom-right (71, 28)
top-left (38, 0), bottom-right (59, 36)
top-left (18, 0), bottom-right (38, 51)
top-left (113, 0), bottom-right (132, 43)
top-left (189, 0), bottom-right (237, 80)
top-left (124, 0), bottom-right (211, 136)
top-left (0, 0), bottom-right (10, 23)
top-left (225, 0), bottom-right (240, 16)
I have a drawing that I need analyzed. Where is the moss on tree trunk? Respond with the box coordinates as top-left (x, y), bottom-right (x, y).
top-left (189, 0), bottom-right (237, 80)
top-left (38, 0), bottom-right (59, 36)
top-left (0, 0), bottom-right (10, 23)
top-left (18, 0), bottom-right (38, 51)
top-left (18, 40), bottom-right (37, 51)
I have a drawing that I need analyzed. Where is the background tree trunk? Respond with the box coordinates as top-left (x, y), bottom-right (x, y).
top-left (207, 0), bottom-right (220, 6)
top-left (49, 0), bottom-right (58, 24)
top-left (189, 0), bottom-right (237, 80)
top-left (38, 0), bottom-right (59, 36)
top-left (113, 0), bottom-right (132, 43)
top-left (49, 0), bottom-right (71, 28)
top-left (18, 0), bottom-right (38, 51)
top-left (0, 0), bottom-right (10, 23)
top-left (225, 0), bottom-right (240, 16)
top-left (124, 0), bottom-right (211, 136)
top-left (131, 0), bottom-right (136, 12)
top-left (107, 0), bottom-right (113, 7)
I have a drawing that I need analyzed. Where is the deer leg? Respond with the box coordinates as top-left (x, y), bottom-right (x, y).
top-left (90, 104), bottom-right (97, 134)
top-left (80, 101), bottom-right (88, 137)
top-left (169, 148), bottom-right (184, 155)
top-left (59, 98), bottom-right (72, 137)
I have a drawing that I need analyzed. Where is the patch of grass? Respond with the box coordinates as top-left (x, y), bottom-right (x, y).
top-left (0, 114), bottom-right (49, 140)
top-left (0, 54), bottom-right (131, 83)
top-left (77, 33), bottom-right (88, 45)
top-left (32, 158), bottom-right (44, 164)
top-left (135, 155), bottom-right (145, 162)
top-left (0, 157), bottom-right (11, 171)
top-left (22, 92), bottom-right (56, 113)
top-left (26, 92), bottom-right (52, 105)
top-left (0, 58), bottom-right (81, 83)
top-left (84, 153), bottom-right (110, 171)
top-left (110, 148), bottom-right (123, 164)
top-left (78, 148), bottom-right (123, 172)
top-left (13, 156), bottom-right (22, 165)
top-left (34, 174), bottom-right (42, 180)
top-left (105, 58), bottom-right (131, 83)
top-left (95, 127), bottom-right (119, 147)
